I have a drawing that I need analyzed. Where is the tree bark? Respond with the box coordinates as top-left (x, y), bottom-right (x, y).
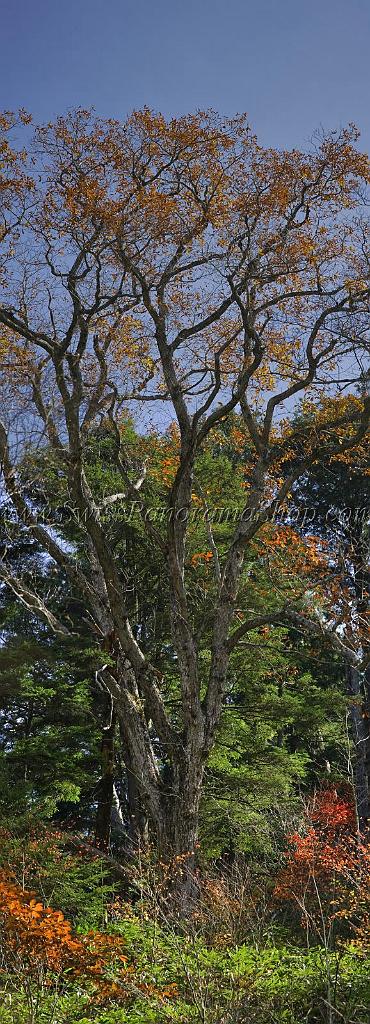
top-left (119, 726), bottom-right (149, 851)
top-left (156, 763), bottom-right (204, 909)
top-left (94, 715), bottom-right (116, 851)
top-left (346, 663), bottom-right (370, 832)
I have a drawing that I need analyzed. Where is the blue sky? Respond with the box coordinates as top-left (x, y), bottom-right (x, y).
top-left (2, 0), bottom-right (370, 152)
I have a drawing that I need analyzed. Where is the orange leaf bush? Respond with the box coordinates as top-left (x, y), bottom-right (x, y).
top-left (274, 787), bottom-right (370, 951)
top-left (0, 869), bottom-right (129, 999)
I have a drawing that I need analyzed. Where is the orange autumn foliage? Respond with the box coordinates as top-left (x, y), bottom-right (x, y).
top-left (0, 869), bottom-right (130, 998)
top-left (190, 550), bottom-right (213, 566)
top-left (275, 787), bottom-right (370, 950)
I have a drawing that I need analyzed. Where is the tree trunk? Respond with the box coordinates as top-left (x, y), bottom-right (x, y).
top-left (155, 759), bottom-right (204, 910)
top-left (158, 792), bottom-right (200, 860)
top-left (94, 715), bottom-right (116, 850)
top-left (346, 663), bottom-right (370, 831)
top-left (119, 726), bottom-right (149, 852)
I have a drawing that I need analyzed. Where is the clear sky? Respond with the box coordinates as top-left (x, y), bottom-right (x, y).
top-left (1, 0), bottom-right (370, 151)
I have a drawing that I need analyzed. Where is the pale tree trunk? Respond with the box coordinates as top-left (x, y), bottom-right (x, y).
top-left (119, 727), bottom-right (149, 852)
top-left (346, 663), bottom-right (370, 832)
top-left (115, 675), bottom-right (205, 861)
top-left (94, 714), bottom-right (116, 850)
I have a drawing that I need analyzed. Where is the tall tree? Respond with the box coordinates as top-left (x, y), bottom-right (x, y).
top-left (0, 109), bottom-right (369, 881)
